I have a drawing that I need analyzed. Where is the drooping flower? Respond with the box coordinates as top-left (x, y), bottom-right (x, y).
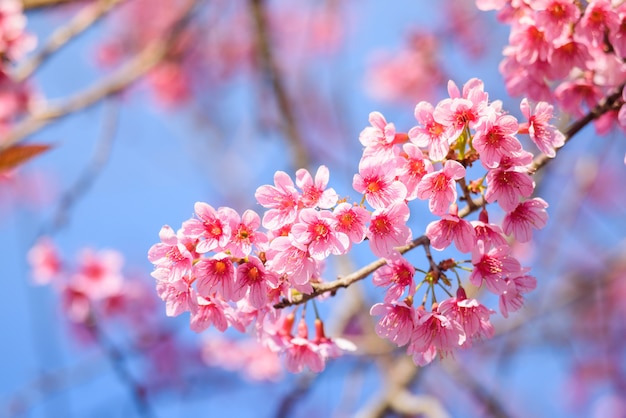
top-left (502, 197), bottom-right (549, 242)
top-left (370, 301), bottom-right (415, 347)
top-left (470, 241), bottom-right (521, 295)
top-left (372, 255), bottom-right (416, 303)
top-left (520, 99), bottom-right (565, 158)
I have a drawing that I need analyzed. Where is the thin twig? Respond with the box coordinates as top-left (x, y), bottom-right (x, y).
top-left (14, 0), bottom-right (126, 82)
top-left (248, 0), bottom-right (309, 170)
top-left (0, 0), bottom-right (200, 152)
top-left (22, 0), bottom-right (82, 10)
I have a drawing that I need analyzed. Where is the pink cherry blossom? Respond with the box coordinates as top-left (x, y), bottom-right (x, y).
top-left (396, 143), bottom-right (434, 200)
top-left (255, 171), bottom-right (300, 230)
top-left (499, 269), bottom-right (537, 318)
top-left (433, 79), bottom-right (489, 140)
top-left (148, 225), bottom-right (196, 282)
top-left (72, 248), bottom-right (124, 300)
top-left (426, 210), bottom-right (476, 253)
top-left (156, 277), bottom-right (194, 317)
top-left (471, 209), bottom-right (508, 250)
top-left (226, 209), bottom-right (267, 258)
top-left (359, 111), bottom-right (399, 159)
top-left (236, 256), bottom-right (278, 309)
top-left (28, 236), bottom-right (62, 285)
top-left (283, 319), bottom-right (324, 373)
top-left (409, 101), bottom-right (452, 161)
top-left (332, 202), bottom-right (370, 245)
top-left (366, 201), bottom-right (412, 258)
top-left (353, 155), bottom-right (407, 210)
top-left (266, 236), bottom-right (319, 294)
top-left (485, 166), bottom-right (535, 212)
top-left (194, 255), bottom-right (243, 302)
top-left (520, 99), bottom-right (565, 158)
top-left (503, 197), bottom-right (549, 242)
top-left (372, 255), bottom-right (415, 303)
top-left (181, 202), bottom-right (235, 253)
top-left (409, 305), bottom-right (466, 365)
top-left (189, 294), bottom-right (231, 332)
top-left (295, 165), bottom-right (338, 209)
top-left (470, 242), bottom-right (522, 295)
top-left (290, 208), bottom-right (350, 260)
top-left (472, 111), bottom-right (523, 168)
top-left (370, 301), bottom-right (415, 347)
top-left (438, 288), bottom-right (495, 347)
top-left (416, 160), bottom-right (465, 216)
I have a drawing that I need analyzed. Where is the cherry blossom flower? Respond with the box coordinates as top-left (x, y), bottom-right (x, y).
top-left (396, 143), bottom-right (434, 200)
top-left (409, 305), bottom-right (466, 365)
top-left (148, 225), bottom-right (197, 282)
top-left (503, 198), bottom-right (549, 242)
top-left (255, 171), bottom-right (300, 230)
top-left (372, 255), bottom-right (416, 303)
top-left (471, 209), bottom-right (508, 250)
top-left (353, 155), bottom-right (407, 210)
top-left (366, 201), bottom-right (412, 257)
top-left (359, 111), bottom-right (399, 160)
top-left (181, 202), bottom-right (235, 253)
top-left (295, 165), bottom-right (338, 209)
top-left (194, 254), bottom-right (242, 302)
top-left (156, 277), bottom-right (194, 317)
top-left (409, 101), bottom-right (452, 161)
top-left (470, 241), bottom-right (522, 295)
top-left (520, 99), bottom-right (565, 158)
top-left (472, 111), bottom-right (522, 168)
top-left (27, 236), bottom-right (62, 285)
top-left (332, 202), bottom-right (370, 245)
top-left (236, 256), bottom-right (278, 309)
top-left (266, 236), bottom-right (319, 294)
top-left (189, 294), bottom-right (231, 332)
top-left (438, 288), bottom-right (495, 347)
top-left (370, 301), bottom-right (415, 347)
top-left (485, 166), bottom-right (535, 212)
top-left (426, 204), bottom-right (476, 253)
top-left (226, 209), bottom-right (267, 258)
top-left (499, 269), bottom-right (537, 317)
top-left (72, 249), bottom-right (124, 300)
top-left (416, 160), bottom-right (465, 216)
top-left (283, 319), bottom-right (324, 373)
top-left (290, 208), bottom-right (350, 260)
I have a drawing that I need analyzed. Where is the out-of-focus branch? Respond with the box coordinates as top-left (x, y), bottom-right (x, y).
top-left (529, 84), bottom-right (625, 174)
top-left (248, 0), bottom-right (309, 170)
top-left (0, 0), bottom-right (200, 152)
top-left (14, 0), bottom-right (126, 82)
top-left (22, 0), bottom-right (82, 9)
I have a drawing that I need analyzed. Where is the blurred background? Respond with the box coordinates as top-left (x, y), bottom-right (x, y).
top-left (2, 0), bottom-right (626, 417)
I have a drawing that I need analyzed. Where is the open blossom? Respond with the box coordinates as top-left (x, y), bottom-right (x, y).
top-left (290, 208), bottom-right (350, 260)
top-left (409, 305), bottom-right (466, 366)
top-left (520, 99), bottom-right (565, 158)
top-left (416, 160), bottom-right (465, 216)
top-left (370, 301), bottom-right (415, 347)
top-left (72, 249), bottom-right (124, 300)
top-left (372, 255), bottom-right (415, 302)
top-left (255, 171), bottom-right (300, 230)
top-left (189, 294), bottom-right (231, 333)
top-left (367, 201), bottom-right (412, 257)
top-left (425, 205), bottom-right (476, 253)
top-left (266, 236), bottom-right (319, 294)
top-left (182, 202), bottom-right (235, 253)
top-left (485, 166), bottom-right (535, 212)
top-left (332, 202), bottom-right (370, 245)
top-left (194, 254), bottom-right (242, 302)
top-left (470, 241), bottom-right (522, 295)
top-left (353, 155), bottom-right (407, 210)
top-left (438, 288), bottom-right (495, 347)
top-left (226, 209), bottom-right (267, 258)
top-left (148, 225), bottom-right (196, 282)
top-left (472, 111), bottom-right (522, 168)
top-left (296, 165), bottom-right (338, 209)
top-left (471, 209), bottom-right (508, 250)
top-left (433, 78), bottom-right (489, 140)
top-left (396, 143), bottom-right (434, 200)
top-left (503, 197), bottom-right (549, 242)
top-left (156, 277), bottom-right (194, 317)
top-left (499, 269), bottom-right (537, 318)
top-left (235, 256), bottom-right (278, 309)
top-left (359, 111), bottom-right (400, 159)
top-left (409, 101), bottom-right (452, 161)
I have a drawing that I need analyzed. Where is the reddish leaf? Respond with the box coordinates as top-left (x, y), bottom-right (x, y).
top-left (0, 143), bottom-right (52, 173)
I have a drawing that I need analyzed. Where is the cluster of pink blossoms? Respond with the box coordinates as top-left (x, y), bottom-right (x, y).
top-left (150, 78), bottom-right (558, 371)
top-left (477, 0), bottom-right (626, 134)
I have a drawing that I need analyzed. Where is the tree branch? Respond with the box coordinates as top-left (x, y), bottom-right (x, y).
top-left (0, 0), bottom-right (200, 152)
top-left (22, 0), bottom-right (83, 10)
top-left (14, 0), bottom-right (126, 82)
top-left (248, 0), bottom-right (310, 170)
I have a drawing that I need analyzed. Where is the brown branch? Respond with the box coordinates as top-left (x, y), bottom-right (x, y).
top-left (22, 0), bottom-right (83, 10)
top-left (0, 0), bottom-right (200, 152)
top-left (529, 84), bottom-right (625, 175)
top-left (248, 0), bottom-right (309, 170)
top-left (274, 236), bottom-right (430, 309)
top-left (14, 0), bottom-right (126, 82)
